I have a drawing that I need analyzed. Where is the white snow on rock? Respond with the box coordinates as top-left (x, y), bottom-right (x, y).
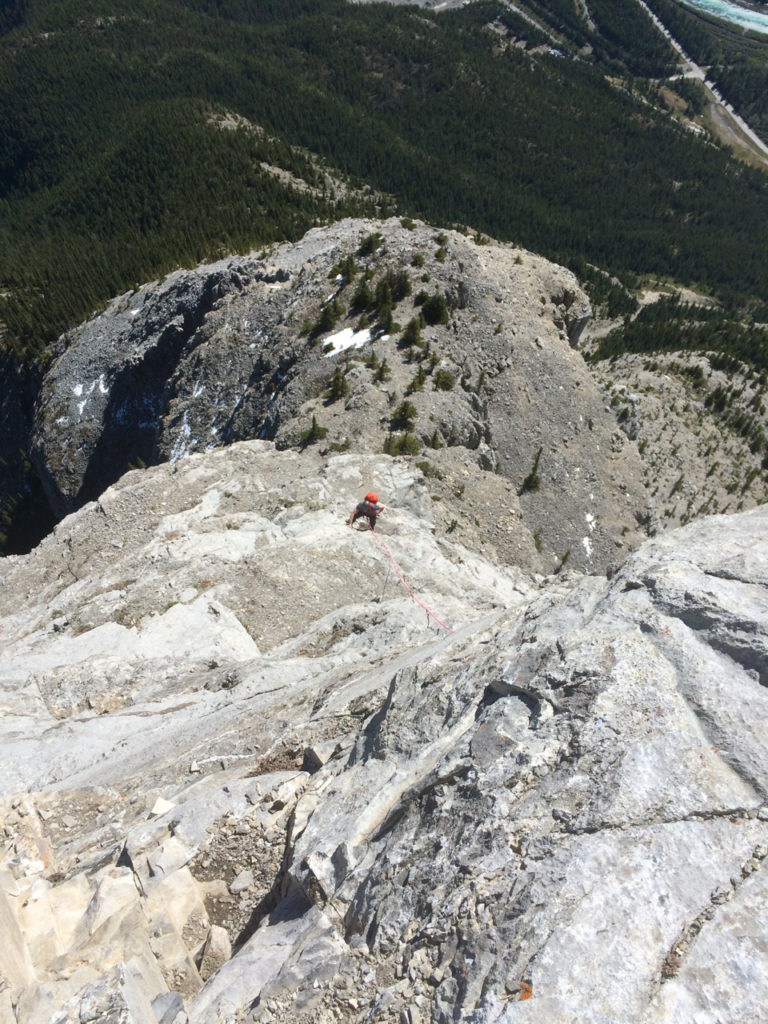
top-left (170, 409), bottom-right (195, 464)
top-left (322, 326), bottom-right (372, 355)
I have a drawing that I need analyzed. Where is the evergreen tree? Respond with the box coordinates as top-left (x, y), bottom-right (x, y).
top-left (373, 359), bottom-right (391, 383)
top-left (400, 317), bottom-right (423, 348)
top-left (391, 400), bottom-right (417, 431)
top-left (299, 415), bottom-right (328, 447)
top-left (351, 277), bottom-right (373, 312)
top-left (406, 366), bottom-right (427, 394)
top-left (422, 293), bottom-right (450, 326)
top-left (326, 365), bottom-right (349, 402)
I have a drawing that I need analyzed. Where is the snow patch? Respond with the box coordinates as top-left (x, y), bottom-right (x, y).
top-left (73, 379), bottom-right (101, 418)
top-left (170, 410), bottom-right (195, 464)
top-left (585, 512), bottom-right (596, 532)
top-left (582, 535), bottom-right (593, 558)
top-left (323, 327), bottom-right (372, 356)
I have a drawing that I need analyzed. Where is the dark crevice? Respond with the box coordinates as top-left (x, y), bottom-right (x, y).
top-left (655, 840), bottom-right (768, 988)
top-left (475, 684), bottom-right (503, 718)
top-left (354, 671), bottom-right (399, 766)
top-left (564, 804), bottom-right (763, 837)
top-left (233, 807), bottom-right (306, 952)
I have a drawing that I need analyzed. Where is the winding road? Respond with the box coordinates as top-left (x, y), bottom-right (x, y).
top-left (637, 0), bottom-right (768, 164)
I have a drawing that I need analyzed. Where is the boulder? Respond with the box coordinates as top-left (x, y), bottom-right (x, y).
top-left (198, 925), bottom-right (232, 982)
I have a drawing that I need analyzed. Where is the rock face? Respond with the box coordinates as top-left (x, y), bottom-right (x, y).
top-left (587, 347), bottom-right (768, 532)
top-left (0, 440), bottom-right (766, 1024)
top-left (30, 260), bottom-right (246, 520)
top-left (30, 218), bottom-right (649, 573)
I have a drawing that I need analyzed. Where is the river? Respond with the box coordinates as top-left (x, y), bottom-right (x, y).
top-left (677, 0), bottom-right (768, 34)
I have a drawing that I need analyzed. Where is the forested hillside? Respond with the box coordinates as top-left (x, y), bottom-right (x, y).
top-left (2, 0), bottom-right (768, 553)
top-left (1, 0), bottom-right (768, 368)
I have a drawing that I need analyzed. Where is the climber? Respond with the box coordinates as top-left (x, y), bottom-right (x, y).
top-left (348, 491), bottom-right (386, 531)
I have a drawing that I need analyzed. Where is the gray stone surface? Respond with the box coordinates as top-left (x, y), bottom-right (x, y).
top-left (0, 441), bottom-right (766, 1023)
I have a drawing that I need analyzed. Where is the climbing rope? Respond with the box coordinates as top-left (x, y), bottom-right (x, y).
top-left (368, 529), bottom-right (453, 633)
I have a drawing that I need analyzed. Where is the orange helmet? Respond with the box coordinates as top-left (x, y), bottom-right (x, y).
top-left (365, 491), bottom-right (378, 503)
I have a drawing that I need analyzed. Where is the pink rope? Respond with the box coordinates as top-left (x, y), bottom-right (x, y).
top-left (368, 529), bottom-right (453, 633)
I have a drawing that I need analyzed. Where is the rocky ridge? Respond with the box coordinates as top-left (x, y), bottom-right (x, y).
top-left (25, 217), bottom-right (768, 574)
top-left (31, 218), bottom-right (649, 574)
top-left (1, 441), bottom-right (767, 1024)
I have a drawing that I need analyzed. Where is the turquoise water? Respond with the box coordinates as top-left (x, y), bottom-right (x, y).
top-left (678, 0), bottom-right (768, 34)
